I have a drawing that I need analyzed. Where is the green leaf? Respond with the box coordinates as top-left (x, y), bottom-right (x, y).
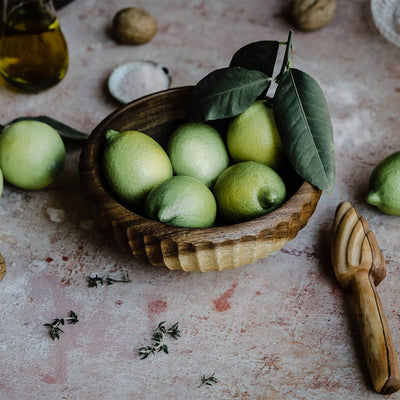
top-left (0, 115), bottom-right (88, 141)
top-left (229, 40), bottom-right (279, 77)
top-left (229, 41), bottom-right (279, 97)
top-left (188, 67), bottom-right (270, 122)
top-left (273, 68), bottom-right (335, 192)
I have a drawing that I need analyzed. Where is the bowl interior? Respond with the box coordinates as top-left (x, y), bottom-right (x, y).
top-left (90, 86), bottom-right (303, 217)
top-left (80, 86), bottom-right (320, 247)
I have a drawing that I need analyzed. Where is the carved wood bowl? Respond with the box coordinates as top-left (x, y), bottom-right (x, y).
top-left (79, 86), bottom-right (322, 272)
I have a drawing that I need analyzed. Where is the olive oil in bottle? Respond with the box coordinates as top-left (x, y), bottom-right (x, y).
top-left (0, 0), bottom-right (69, 92)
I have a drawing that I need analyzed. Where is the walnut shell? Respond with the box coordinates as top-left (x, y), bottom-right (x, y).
top-left (112, 7), bottom-right (157, 45)
top-left (291, 0), bottom-right (336, 31)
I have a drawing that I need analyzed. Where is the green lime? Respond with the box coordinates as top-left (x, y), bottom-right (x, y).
top-left (145, 175), bottom-right (217, 228)
top-left (227, 100), bottom-right (284, 169)
top-left (213, 161), bottom-right (286, 224)
top-left (167, 122), bottom-right (229, 187)
top-left (366, 151), bottom-right (400, 215)
top-left (102, 130), bottom-right (173, 207)
top-left (0, 120), bottom-right (66, 190)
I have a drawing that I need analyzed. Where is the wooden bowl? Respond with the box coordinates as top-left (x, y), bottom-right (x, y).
top-left (79, 86), bottom-right (322, 272)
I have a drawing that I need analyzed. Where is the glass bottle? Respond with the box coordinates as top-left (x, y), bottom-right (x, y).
top-left (0, 0), bottom-right (69, 92)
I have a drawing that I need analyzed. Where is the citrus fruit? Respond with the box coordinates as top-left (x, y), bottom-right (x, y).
top-left (0, 120), bottom-right (66, 190)
top-left (366, 151), bottom-right (400, 215)
top-left (213, 161), bottom-right (286, 224)
top-left (167, 122), bottom-right (229, 187)
top-left (145, 175), bottom-right (217, 228)
top-left (226, 100), bottom-right (284, 169)
top-left (102, 129), bottom-right (172, 207)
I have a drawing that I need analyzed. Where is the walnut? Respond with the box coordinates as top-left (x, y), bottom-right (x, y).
top-left (291, 0), bottom-right (336, 31)
top-left (112, 7), bottom-right (157, 45)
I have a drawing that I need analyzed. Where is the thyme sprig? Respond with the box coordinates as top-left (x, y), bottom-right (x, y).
top-left (199, 373), bottom-right (218, 388)
top-left (138, 321), bottom-right (181, 359)
top-left (43, 310), bottom-right (79, 340)
top-left (87, 273), bottom-right (132, 287)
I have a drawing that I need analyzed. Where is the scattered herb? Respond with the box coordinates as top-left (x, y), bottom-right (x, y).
top-left (199, 373), bottom-right (218, 388)
top-left (87, 273), bottom-right (132, 287)
top-left (187, 30), bottom-right (335, 193)
top-left (138, 321), bottom-right (181, 359)
top-left (43, 310), bottom-right (79, 340)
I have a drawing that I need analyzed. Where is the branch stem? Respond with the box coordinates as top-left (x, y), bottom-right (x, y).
top-left (277, 30), bottom-right (293, 83)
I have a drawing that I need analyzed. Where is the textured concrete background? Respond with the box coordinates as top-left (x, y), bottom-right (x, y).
top-left (1, 0), bottom-right (400, 399)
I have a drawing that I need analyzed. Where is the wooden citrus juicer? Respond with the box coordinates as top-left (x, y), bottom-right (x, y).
top-left (331, 201), bottom-right (400, 394)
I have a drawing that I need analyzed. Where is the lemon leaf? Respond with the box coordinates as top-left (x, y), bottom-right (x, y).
top-left (229, 40), bottom-right (279, 83)
top-left (273, 68), bottom-right (335, 193)
top-left (188, 67), bottom-right (270, 122)
top-left (1, 116), bottom-right (88, 141)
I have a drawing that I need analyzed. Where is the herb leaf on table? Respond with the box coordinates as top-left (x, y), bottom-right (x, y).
top-left (43, 310), bottom-right (79, 341)
top-left (87, 273), bottom-right (132, 287)
top-left (199, 373), bottom-right (218, 387)
top-left (138, 321), bottom-right (181, 359)
top-left (0, 115), bottom-right (88, 142)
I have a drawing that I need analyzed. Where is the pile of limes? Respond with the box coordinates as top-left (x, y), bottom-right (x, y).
top-left (102, 100), bottom-right (288, 228)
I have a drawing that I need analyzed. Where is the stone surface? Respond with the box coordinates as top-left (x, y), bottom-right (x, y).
top-left (1, 0), bottom-right (400, 399)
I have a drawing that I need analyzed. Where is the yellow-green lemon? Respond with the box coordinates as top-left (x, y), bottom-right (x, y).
top-left (0, 120), bottom-right (65, 190)
top-left (227, 100), bottom-right (284, 169)
top-left (102, 130), bottom-right (173, 207)
top-left (145, 175), bottom-right (217, 228)
top-left (366, 151), bottom-right (400, 215)
top-left (213, 161), bottom-right (286, 224)
top-left (167, 122), bottom-right (229, 187)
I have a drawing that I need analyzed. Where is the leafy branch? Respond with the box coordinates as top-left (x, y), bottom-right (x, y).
top-left (138, 321), bottom-right (181, 359)
top-left (188, 32), bottom-right (293, 122)
top-left (43, 310), bottom-right (79, 340)
top-left (188, 30), bottom-right (335, 193)
top-left (87, 273), bottom-right (132, 287)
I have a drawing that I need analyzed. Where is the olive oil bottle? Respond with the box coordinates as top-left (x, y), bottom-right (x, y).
top-left (0, 0), bottom-right (68, 92)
